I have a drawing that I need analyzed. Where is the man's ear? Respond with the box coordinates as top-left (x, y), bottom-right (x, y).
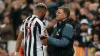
top-left (64, 14), bottom-right (67, 18)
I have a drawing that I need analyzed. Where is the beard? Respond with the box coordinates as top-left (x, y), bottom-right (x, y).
top-left (40, 14), bottom-right (45, 21)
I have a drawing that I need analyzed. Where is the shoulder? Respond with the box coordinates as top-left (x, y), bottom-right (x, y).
top-left (35, 19), bottom-right (44, 26)
top-left (64, 24), bottom-right (73, 30)
top-left (62, 23), bottom-right (74, 38)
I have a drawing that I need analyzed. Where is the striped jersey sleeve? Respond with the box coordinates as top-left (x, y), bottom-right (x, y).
top-left (20, 16), bottom-right (31, 32)
top-left (20, 24), bottom-right (24, 32)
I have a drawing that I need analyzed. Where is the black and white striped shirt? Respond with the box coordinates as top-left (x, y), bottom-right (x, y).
top-left (20, 15), bottom-right (45, 56)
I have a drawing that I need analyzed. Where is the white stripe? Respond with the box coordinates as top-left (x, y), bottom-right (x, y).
top-left (26, 16), bottom-right (34, 56)
top-left (35, 18), bottom-right (44, 56)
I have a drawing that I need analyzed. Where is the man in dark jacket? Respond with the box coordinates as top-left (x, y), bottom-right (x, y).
top-left (47, 6), bottom-right (74, 56)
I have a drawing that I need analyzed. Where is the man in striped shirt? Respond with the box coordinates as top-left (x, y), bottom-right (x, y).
top-left (14, 3), bottom-right (48, 56)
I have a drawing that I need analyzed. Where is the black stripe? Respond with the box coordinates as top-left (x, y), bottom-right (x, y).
top-left (28, 17), bottom-right (36, 56)
top-left (28, 15), bottom-right (32, 20)
top-left (23, 16), bottom-right (31, 24)
top-left (37, 22), bottom-right (41, 34)
top-left (25, 23), bottom-right (28, 56)
top-left (33, 22), bottom-right (38, 56)
top-left (24, 15), bottom-right (32, 56)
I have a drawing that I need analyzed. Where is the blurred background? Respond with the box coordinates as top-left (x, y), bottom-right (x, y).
top-left (0, 0), bottom-right (100, 56)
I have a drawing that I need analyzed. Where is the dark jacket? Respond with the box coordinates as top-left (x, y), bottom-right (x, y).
top-left (47, 20), bottom-right (74, 56)
top-left (0, 24), bottom-right (14, 40)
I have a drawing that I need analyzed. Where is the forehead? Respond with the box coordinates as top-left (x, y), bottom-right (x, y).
top-left (57, 8), bottom-right (64, 13)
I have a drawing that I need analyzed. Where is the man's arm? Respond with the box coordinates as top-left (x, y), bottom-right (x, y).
top-left (48, 24), bottom-right (74, 47)
top-left (15, 31), bottom-right (24, 52)
top-left (47, 18), bottom-right (58, 28)
top-left (42, 18), bottom-right (58, 46)
top-left (48, 37), bottom-right (69, 47)
top-left (15, 24), bottom-right (24, 52)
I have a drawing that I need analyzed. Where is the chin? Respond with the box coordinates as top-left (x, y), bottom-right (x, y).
top-left (56, 18), bottom-right (60, 21)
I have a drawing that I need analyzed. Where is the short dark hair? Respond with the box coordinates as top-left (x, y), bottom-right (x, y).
top-left (34, 3), bottom-right (47, 11)
top-left (58, 6), bottom-right (70, 18)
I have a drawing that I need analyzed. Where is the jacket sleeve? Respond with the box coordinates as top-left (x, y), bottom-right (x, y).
top-left (48, 24), bottom-right (74, 47)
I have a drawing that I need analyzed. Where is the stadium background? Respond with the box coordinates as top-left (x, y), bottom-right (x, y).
top-left (0, 0), bottom-right (100, 56)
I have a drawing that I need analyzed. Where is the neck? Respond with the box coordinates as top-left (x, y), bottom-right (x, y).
top-left (34, 13), bottom-right (41, 19)
top-left (56, 18), bottom-right (67, 22)
top-left (59, 18), bottom-right (66, 22)
top-left (62, 18), bottom-right (66, 21)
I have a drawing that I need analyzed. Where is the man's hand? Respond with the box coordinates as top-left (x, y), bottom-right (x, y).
top-left (44, 30), bottom-right (49, 38)
top-left (42, 30), bottom-right (48, 46)
top-left (14, 52), bottom-right (19, 56)
top-left (41, 30), bottom-right (48, 39)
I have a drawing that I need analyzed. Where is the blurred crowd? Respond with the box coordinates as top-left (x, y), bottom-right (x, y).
top-left (0, 0), bottom-right (100, 56)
